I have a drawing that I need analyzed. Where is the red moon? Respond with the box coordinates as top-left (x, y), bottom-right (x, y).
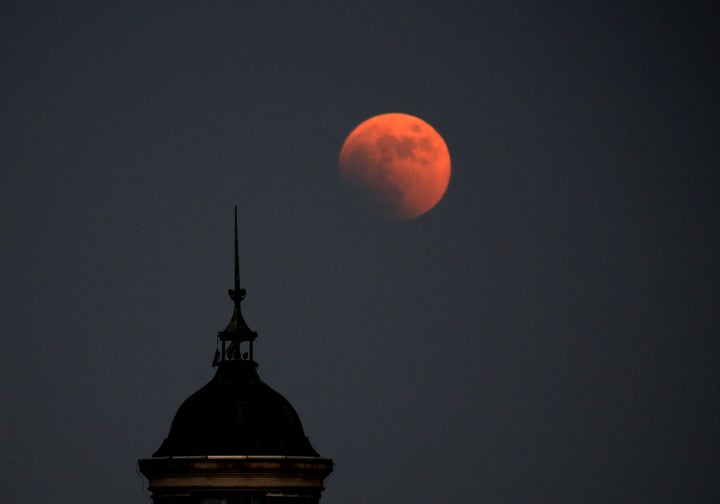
top-left (338, 113), bottom-right (451, 220)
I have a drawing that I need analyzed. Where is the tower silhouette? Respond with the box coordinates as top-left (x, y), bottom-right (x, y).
top-left (138, 208), bottom-right (333, 503)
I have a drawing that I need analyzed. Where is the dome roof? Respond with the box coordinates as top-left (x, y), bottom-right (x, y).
top-left (153, 360), bottom-right (319, 457)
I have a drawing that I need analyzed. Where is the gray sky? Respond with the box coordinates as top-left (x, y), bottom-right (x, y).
top-left (1, 2), bottom-right (718, 502)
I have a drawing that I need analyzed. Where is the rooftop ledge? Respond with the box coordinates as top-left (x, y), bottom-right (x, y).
top-left (142, 455), bottom-right (331, 461)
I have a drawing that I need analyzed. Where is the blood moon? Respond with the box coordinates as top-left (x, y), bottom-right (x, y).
top-left (338, 113), bottom-right (451, 220)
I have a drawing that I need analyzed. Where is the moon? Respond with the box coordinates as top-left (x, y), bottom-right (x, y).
top-left (338, 113), bottom-right (451, 220)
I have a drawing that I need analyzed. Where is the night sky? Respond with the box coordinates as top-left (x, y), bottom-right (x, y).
top-left (1, 2), bottom-right (718, 503)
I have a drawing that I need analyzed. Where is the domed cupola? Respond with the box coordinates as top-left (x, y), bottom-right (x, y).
top-left (153, 207), bottom-right (318, 457)
top-left (139, 207), bottom-right (332, 503)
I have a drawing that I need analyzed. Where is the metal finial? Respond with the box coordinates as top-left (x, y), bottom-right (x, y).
top-left (234, 205), bottom-right (240, 297)
top-left (229, 206), bottom-right (246, 306)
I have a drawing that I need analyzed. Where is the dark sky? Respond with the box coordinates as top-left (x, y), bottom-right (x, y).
top-left (1, 2), bottom-right (718, 502)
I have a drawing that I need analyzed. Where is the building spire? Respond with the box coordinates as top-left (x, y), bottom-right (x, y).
top-left (234, 205), bottom-right (240, 299)
top-left (213, 206), bottom-right (258, 366)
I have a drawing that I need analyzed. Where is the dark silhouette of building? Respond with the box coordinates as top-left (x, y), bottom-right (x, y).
top-left (138, 209), bottom-right (333, 503)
